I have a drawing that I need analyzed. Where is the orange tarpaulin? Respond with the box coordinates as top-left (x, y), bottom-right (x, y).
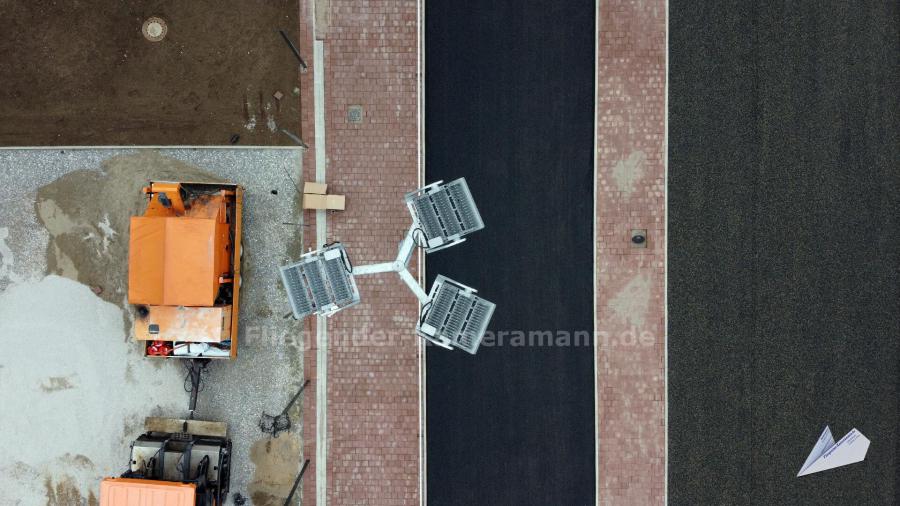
top-left (100, 478), bottom-right (195, 506)
top-left (128, 216), bottom-right (228, 307)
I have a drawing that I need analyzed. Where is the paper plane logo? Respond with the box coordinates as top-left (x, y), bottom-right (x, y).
top-left (797, 426), bottom-right (870, 477)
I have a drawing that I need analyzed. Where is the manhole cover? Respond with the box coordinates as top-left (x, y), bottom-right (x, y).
top-left (347, 105), bottom-right (364, 124)
top-left (631, 229), bottom-right (648, 248)
top-left (142, 17), bottom-right (168, 42)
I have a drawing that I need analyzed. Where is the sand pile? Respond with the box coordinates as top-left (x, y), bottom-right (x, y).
top-left (0, 275), bottom-right (187, 504)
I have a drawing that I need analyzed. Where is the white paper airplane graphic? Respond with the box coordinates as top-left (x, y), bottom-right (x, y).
top-left (797, 426), bottom-right (870, 477)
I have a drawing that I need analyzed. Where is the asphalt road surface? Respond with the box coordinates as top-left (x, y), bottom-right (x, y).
top-left (669, 1), bottom-right (899, 504)
top-left (424, 1), bottom-right (596, 504)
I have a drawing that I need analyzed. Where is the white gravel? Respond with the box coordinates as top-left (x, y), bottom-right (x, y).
top-left (0, 275), bottom-right (187, 504)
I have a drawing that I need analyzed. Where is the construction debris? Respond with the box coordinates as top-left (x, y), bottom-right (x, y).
top-left (259, 379), bottom-right (310, 437)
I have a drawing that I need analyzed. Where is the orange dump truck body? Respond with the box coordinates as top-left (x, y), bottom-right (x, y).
top-left (100, 478), bottom-right (196, 506)
top-left (128, 181), bottom-right (243, 359)
top-left (128, 216), bottom-right (230, 307)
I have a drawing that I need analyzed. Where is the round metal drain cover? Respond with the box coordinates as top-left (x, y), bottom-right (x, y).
top-left (142, 17), bottom-right (167, 42)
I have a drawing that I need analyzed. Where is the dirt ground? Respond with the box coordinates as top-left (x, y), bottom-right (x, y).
top-left (0, 0), bottom-right (303, 146)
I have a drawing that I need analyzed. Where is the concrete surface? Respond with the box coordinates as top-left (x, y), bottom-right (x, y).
top-left (424, 0), bottom-right (596, 504)
top-left (669, 1), bottom-right (899, 504)
top-left (0, 148), bottom-right (308, 505)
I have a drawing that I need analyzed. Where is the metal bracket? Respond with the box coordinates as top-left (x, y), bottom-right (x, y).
top-left (353, 225), bottom-right (428, 302)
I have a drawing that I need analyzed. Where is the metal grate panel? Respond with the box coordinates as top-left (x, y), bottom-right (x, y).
top-left (406, 178), bottom-right (484, 252)
top-left (443, 296), bottom-right (470, 342)
top-left (419, 275), bottom-right (495, 354)
top-left (425, 282), bottom-right (457, 330)
top-left (414, 198), bottom-right (444, 240)
top-left (303, 262), bottom-right (330, 309)
top-left (325, 257), bottom-right (353, 304)
top-left (281, 264), bottom-right (314, 318)
top-left (279, 243), bottom-right (360, 319)
top-left (447, 181), bottom-right (483, 232)
top-left (431, 190), bottom-right (462, 237)
top-left (457, 299), bottom-right (494, 352)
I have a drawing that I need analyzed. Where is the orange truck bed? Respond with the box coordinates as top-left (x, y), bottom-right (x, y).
top-left (128, 182), bottom-right (243, 359)
top-left (100, 478), bottom-right (196, 506)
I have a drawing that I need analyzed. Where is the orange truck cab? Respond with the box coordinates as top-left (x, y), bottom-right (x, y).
top-left (100, 479), bottom-right (197, 506)
top-left (128, 181), bottom-right (243, 359)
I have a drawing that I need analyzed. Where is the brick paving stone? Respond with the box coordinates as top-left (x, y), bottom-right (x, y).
top-left (596, 0), bottom-right (667, 504)
top-left (300, 1), bottom-right (420, 505)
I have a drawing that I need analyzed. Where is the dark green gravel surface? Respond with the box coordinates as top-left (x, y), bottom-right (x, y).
top-left (669, 1), bottom-right (899, 504)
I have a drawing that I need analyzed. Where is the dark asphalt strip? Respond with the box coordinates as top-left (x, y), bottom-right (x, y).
top-left (424, 1), bottom-right (596, 505)
top-left (669, 1), bottom-right (900, 504)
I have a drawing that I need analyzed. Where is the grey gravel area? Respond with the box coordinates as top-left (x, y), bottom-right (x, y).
top-left (0, 148), bottom-right (307, 504)
top-left (0, 150), bottom-right (116, 289)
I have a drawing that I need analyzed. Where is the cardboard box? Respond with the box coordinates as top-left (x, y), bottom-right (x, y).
top-left (303, 193), bottom-right (328, 210)
top-left (303, 182), bottom-right (327, 195)
top-left (325, 194), bottom-right (346, 210)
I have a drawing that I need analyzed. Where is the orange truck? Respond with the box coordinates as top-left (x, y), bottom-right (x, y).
top-left (99, 181), bottom-right (243, 505)
top-left (128, 181), bottom-right (243, 359)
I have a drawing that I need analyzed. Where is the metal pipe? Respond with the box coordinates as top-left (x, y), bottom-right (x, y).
top-left (187, 359), bottom-right (209, 418)
top-left (284, 459), bottom-right (311, 506)
top-left (396, 225), bottom-right (418, 266)
top-left (353, 262), bottom-right (397, 275)
top-left (398, 268), bottom-right (429, 303)
top-left (278, 30), bottom-right (309, 71)
top-left (281, 379), bottom-right (310, 415)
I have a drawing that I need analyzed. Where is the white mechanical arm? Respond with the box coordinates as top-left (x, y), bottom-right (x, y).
top-left (352, 225), bottom-right (428, 303)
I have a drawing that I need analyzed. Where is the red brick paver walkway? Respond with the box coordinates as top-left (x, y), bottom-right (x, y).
top-left (596, 0), bottom-right (667, 504)
top-left (301, 1), bottom-right (421, 505)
